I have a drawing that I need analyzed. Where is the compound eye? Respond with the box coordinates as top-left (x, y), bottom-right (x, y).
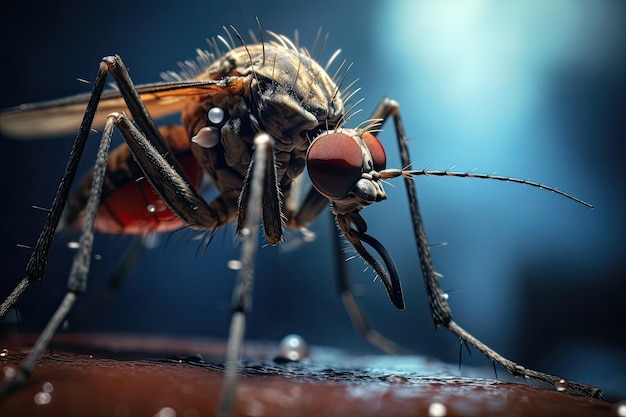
top-left (362, 132), bottom-right (386, 171)
top-left (307, 132), bottom-right (363, 199)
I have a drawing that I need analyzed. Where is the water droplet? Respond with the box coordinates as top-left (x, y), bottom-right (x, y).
top-left (278, 334), bottom-right (309, 361)
top-left (227, 260), bottom-right (242, 271)
top-left (146, 204), bottom-right (156, 213)
top-left (34, 391), bottom-right (51, 405)
top-left (0, 348), bottom-right (8, 357)
top-left (67, 241), bottom-right (80, 249)
top-left (442, 293), bottom-right (449, 300)
top-left (3, 366), bottom-right (16, 379)
top-left (385, 374), bottom-right (409, 384)
top-left (42, 381), bottom-right (54, 393)
top-left (154, 406), bottom-right (176, 417)
top-left (554, 378), bottom-right (569, 392)
top-left (191, 127), bottom-right (220, 148)
top-left (240, 228), bottom-right (250, 237)
top-left (207, 107), bottom-right (225, 124)
top-left (428, 402), bottom-right (447, 417)
top-left (614, 400), bottom-right (626, 417)
top-left (94, 254), bottom-right (102, 261)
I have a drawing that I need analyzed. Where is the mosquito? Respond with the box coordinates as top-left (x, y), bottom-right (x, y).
top-left (0, 21), bottom-right (602, 415)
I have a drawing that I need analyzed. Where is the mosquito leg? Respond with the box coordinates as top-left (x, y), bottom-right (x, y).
top-left (71, 237), bottom-right (146, 327)
top-left (371, 98), bottom-right (604, 399)
top-left (112, 112), bottom-right (220, 230)
top-left (217, 133), bottom-right (274, 417)
top-left (0, 61), bottom-right (109, 321)
top-left (0, 113), bottom-right (115, 400)
top-left (288, 187), bottom-right (329, 228)
top-left (329, 210), bottom-right (408, 354)
top-left (1, 54), bottom-right (202, 321)
top-left (237, 133), bottom-right (281, 245)
top-left (371, 98), bottom-right (451, 326)
top-left (285, 179), bottom-right (407, 353)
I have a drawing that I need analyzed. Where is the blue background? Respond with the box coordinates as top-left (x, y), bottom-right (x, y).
top-left (1, 0), bottom-right (624, 399)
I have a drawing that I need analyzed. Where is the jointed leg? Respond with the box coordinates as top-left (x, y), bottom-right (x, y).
top-left (0, 62), bottom-right (109, 321)
top-left (0, 112), bottom-right (115, 399)
top-left (0, 55), bottom-right (233, 400)
top-left (0, 56), bottom-right (218, 322)
top-left (371, 97), bottom-right (603, 399)
top-left (217, 134), bottom-right (275, 417)
top-left (285, 177), bottom-right (408, 354)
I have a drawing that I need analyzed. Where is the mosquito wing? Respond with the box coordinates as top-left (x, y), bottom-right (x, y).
top-left (0, 79), bottom-right (228, 139)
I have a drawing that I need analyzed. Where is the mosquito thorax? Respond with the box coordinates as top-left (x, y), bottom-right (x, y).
top-left (244, 43), bottom-right (344, 148)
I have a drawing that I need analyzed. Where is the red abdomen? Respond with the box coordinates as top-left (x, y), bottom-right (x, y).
top-left (66, 125), bottom-right (203, 234)
top-left (94, 152), bottom-right (202, 234)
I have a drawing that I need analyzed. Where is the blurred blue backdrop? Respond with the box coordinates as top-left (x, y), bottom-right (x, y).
top-left (1, 0), bottom-right (624, 399)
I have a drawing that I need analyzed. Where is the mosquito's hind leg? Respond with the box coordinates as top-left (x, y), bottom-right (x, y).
top-left (370, 97), bottom-right (603, 398)
top-left (0, 60), bottom-right (110, 321)
top-left (0, 112), bottom-right (116, 400)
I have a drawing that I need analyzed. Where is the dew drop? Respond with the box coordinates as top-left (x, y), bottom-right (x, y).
top-left (385, 374), bottom-right (409, 384)
top-left (208, 107), bottom-right (225, 124)
top-left (34, 391), bottom-right (51, 405)
top-left (278, 334), bottom-right (309, 361)
top-left (227, 260), bottom-right (242, 271)
top-left (554, 378), bottom-right (569, 392)
top-left (42, 381), bottom-right (54, 393)
top-left (154, 406), bottom-right (176, 417)
top-left (428, 402), bottom-right (447, 417)
top-left (94, 254), bottom-right (102, 261)
top-left (146, 204), bottom-right (156, 213)
top-left (614, 400), bottom-right (626, 417)
top-left (67, 241), bottom-right (80, 249)
top-left (3, 366), bottom-right (16, 379)
top-left (442, 293), bottom-right (449, 300)
top-left (0, 348), bottom-right (8, 357)
top-left (240, 228), bottom-right (250, 237)
top-left (191, 127), bottom-right (220, 149)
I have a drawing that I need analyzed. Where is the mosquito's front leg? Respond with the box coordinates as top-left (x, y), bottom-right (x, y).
top-left (217, 133), bottom-right (275, 417)
top-left (370, 98), bottom-right (452, 327)
top-left (371, 98), bottom-right (604, 398)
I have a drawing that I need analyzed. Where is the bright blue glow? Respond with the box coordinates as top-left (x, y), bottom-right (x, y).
top-left (1, 0), bottom-right (624, 399)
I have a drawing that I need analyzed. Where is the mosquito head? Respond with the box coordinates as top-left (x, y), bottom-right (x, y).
top-left (306, 128), bottom-right (388, 214)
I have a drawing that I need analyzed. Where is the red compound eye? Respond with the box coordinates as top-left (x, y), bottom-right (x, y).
top-left (307, 132), bottom-right (363, 199)
top-left (362, 132), bottom-right (386, 172)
